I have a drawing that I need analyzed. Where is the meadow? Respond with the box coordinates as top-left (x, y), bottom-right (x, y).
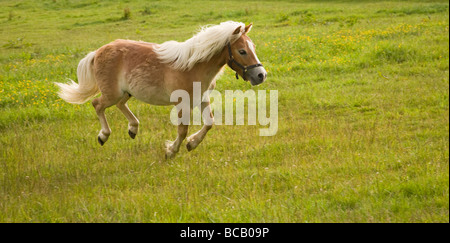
top-left (0, 0), bottom-right (448, 222)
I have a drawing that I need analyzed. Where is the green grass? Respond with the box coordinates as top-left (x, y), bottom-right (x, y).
top-left (0, 0), bottom-right (448, 222)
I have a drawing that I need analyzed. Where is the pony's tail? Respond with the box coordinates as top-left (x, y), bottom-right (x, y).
top-left (55, 51), bottom-right (99, 104)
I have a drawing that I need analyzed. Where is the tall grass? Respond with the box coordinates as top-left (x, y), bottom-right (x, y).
top-left (0, 0), bottom-right (448, 222)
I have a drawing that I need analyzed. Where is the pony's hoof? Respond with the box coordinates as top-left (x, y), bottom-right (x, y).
top-left (98, 136), bottom-right (105, 146)
top-left (128, 130), bottom-right (136, 139)
top-left (186, 142), bottom-right (193, 152)
top-left (165, 140), bottom-right (176, 159)
top-left (186, 136), bottom-right (198, 152)
top-left (165, 150), bottom-right (176, 159)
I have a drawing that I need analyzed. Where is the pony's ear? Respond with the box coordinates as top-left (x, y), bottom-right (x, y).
top-left (233, 26), bottom-right (242, 35)
top-left (244, 23), bottom-right (253, 34)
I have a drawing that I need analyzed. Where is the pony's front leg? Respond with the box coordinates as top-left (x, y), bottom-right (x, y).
top-left (165, 124), bottom-right (188, 159)
top-left (186, 101), bottom-right (213, 151)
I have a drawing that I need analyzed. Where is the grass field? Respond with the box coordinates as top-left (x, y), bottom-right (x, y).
top-left (0, 0), bottom-right (448, 222)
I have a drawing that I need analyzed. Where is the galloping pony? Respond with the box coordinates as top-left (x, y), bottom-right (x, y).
top-left (55, 21), bottom-right (267, 158)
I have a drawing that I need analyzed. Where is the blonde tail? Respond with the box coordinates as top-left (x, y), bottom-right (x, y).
top-left (55, 51), bottom-right (99, 104)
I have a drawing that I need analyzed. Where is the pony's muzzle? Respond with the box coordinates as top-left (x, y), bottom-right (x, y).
top-left (248, 67), bottom-right (267, 86)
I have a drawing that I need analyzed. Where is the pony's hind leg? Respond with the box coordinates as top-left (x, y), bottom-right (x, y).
top-left (116, 93), bottom-right (139, 139)
top-left (92, 93), bottom-right (121, 146)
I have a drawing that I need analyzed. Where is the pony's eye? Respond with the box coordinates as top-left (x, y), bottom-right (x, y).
top-left (239, 50), bottom-right (247, 55)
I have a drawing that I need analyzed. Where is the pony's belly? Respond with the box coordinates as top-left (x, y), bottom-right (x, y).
top-left (128, 86), bottom-right (172, 106)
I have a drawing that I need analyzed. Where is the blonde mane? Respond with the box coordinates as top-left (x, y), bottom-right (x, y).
top-left (154, 21), bottom-right (246, 71)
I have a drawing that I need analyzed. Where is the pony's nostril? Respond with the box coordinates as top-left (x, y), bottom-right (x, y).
top-left (258, 73), bottom-right (264, 81)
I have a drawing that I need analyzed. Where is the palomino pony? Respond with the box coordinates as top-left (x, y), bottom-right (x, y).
top-left (55, 21), bottom-right (267, 158)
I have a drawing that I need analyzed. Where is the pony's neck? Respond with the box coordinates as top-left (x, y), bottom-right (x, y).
top-left (190, 46), bottom-right (229, 89)
top-left (206, 46), bottom-right (229, 71)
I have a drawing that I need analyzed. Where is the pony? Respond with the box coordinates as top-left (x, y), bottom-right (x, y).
top-left (55, 21), bottom-right (267, 159)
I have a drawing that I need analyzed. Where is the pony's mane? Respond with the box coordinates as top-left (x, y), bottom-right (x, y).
top-left (154, 21), bottom-right (246, 71)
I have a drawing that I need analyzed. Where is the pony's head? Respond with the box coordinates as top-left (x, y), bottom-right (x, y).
top-left (227, 24), bottom-right (267, 86)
